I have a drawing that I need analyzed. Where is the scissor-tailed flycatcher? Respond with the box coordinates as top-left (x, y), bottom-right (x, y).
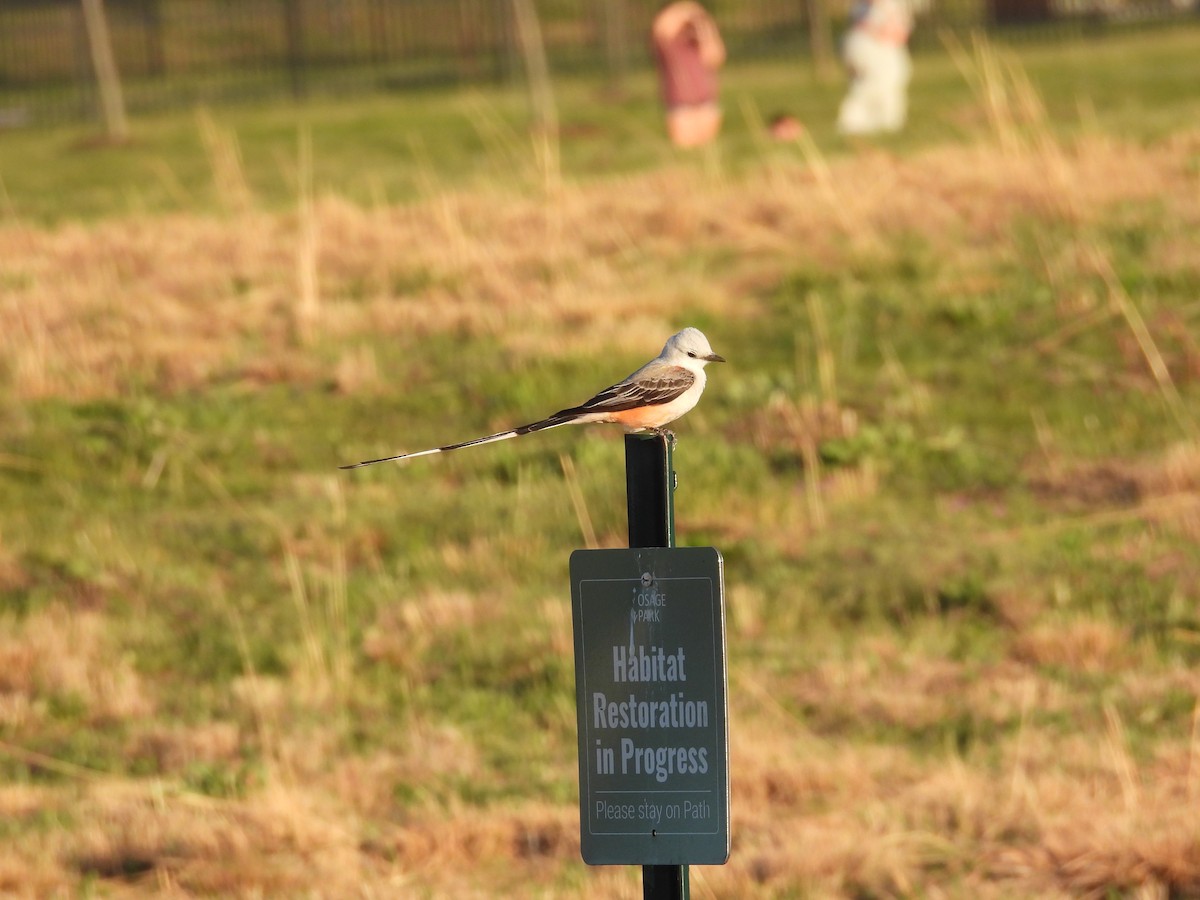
top-left (340, 327), bottom-right (725, 469)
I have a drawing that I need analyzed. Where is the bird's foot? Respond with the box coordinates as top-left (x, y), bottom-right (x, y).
top-left (632, 427), bottom-right (677, 448)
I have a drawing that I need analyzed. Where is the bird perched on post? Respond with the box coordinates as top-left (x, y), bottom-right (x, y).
top-left (340, 327), bottom-right (725, 469)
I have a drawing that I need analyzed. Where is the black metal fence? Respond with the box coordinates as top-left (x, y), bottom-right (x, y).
top-left (0, 0), bottom-right (1196, 127)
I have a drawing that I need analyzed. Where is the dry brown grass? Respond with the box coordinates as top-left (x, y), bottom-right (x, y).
top-left (0, 604), bottom-right (153, 728)
top-left (710, 656), bottom-right (1200, 899)
top-left (2, 130), bottom-right (1196, 403)
top-left (1026, 440), bottom-right (1200, 544)
top-left (1012, 617), bottom-right (1131, 672)
top-left (63, 781), bottom-right (362, 895)
top-left (4, 610), bottom-right (1199, 897)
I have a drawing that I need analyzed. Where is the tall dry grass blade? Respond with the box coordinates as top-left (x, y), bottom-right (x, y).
top-left (737, 95), bottom-right (798, 201)
top-left (794, 127), bottom-right (862, 238)
top-left (733, 669), bottom-right (809, 730)
top-left (1030, 407), bottom-right (1060, 476)
top-left (461, 92), bottom-right (530, 178)
top-left (1033, 304), bottom-right (1119, 354)
top-left (140, 446), bottom-right (169, 490)
top-left (405, 132), bottom-right (446, 203)
top-left (955, 30), bottom-right (1005, 147)
top-left (981, 492), bottom-right (1200, 544)
top-left (1090, 243), bottom-right (1196, 438)
top-left (559, 453), bottom-right (598, 549)
top-left (1132, 884), bottom-right (1170, 900)
top-left (1009, 677), bottom-right (1037, 804)
top-left (939, 28), bottom-right (979, 93)
top-left (801, 435), bottom-right (827, 530)
top-left (323, 476), bottom-right (352, 706)
top-left (173, 434), bottom-right (281, 532)
top-left (0, 738), bottom-right (111, 783)
top-left (147, 159), bottom-right (192, 210)
top-left (195, 108), bottom-right (254, 214)
top-left (689, 868), bottom-right (722, 900)
top-left (1007, 52), bottom-right (1048, 130)
top-left (295, 125), bottom-right (320, 346)
top-left (284, 542), bottom-right (329, 694)
top-left (945, 30), bottom-right (1058, 160)
top-left (0, 453), bottom-right (41, 473)
top-left (974, 33), bottom-right (1020, 153)
top-left (510, 0), bottom-right (559, 195)
top-left (510, 0), bottom-right (565, 270)
top-left (807, 291), bottom-right (838, 410)
top-left (333, 344), bottom-right (379, 394)
top-left (700, 135), bottom-right (723, 183)
top-left (9, 311), bottom-right (48, 397)
top-left (220, 589), bottom-right (286, 784)
top-left (274, 483), bottom-right (354, 713)
top-left (402, 132), bottom-right (491, 279)
top-left (879, 341), bottom-right (929, 419)
top-left (952, 32), bottom-right (1081, 223)
top-left (738, 95), bottom-right (767, 150)
top-left (1189, 696), bottom-right (1200, 804)
top-left (1103, 701), bottom-right (1140, 813)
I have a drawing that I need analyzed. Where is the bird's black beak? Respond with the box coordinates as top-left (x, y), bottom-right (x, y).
top-left (705, 353), bottom-right (726, 363)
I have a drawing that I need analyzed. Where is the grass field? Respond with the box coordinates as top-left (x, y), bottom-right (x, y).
top-left (2, 26), bottom-right (1200, 898)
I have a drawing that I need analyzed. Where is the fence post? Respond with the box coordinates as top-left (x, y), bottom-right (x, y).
top-left (80, 0), bottom-right (130, 141)
top-left (807, 0), bottom-right (837, 79)
top-left (283, 0), bottom-right (306, 99)
top-left (624, 433), bottom-right (690, 900)
top-left (601, 0), bottom-right (628, 97)
top-left (141, 0), bottom-right (164, 77)
top-left (510, 0), bottom-right (557, 136)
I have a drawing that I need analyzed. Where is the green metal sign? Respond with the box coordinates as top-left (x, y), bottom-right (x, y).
top-left (569, 547), bottom-right (729, 866)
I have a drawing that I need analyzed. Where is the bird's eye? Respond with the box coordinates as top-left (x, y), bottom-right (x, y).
top-left (687, 351), bottom-right (697, 358)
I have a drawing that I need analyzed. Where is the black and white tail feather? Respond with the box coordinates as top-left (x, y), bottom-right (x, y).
top-left (338, 409), bottom-right (583, 469)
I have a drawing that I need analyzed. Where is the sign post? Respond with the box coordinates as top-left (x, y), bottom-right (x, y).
top-left (569, 434), bottom-right (730, 899)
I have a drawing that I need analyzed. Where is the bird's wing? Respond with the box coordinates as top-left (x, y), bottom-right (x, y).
top-left (559, 365), bottom-right (696, 417)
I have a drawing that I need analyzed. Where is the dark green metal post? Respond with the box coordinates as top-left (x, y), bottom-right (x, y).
top-left (625, 433), bottom-right (675, 549)
top-left (643, 863), bottom-right (690, 899)
top-left (624, 432), bottom-right (689, 900)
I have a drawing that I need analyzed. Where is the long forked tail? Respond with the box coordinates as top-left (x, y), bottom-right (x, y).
top-left (338, 413), bottom-right (579, 469)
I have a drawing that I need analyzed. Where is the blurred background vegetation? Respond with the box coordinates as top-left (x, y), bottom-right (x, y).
top-left (0, 7), bottom-right (1198, 898)
top-left (2, 0), bottom-right (1197, 126)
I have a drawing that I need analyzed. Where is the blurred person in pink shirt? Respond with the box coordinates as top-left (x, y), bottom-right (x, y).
top-left (652, 2), bottom-right (726, 147)
top-left (837, 0), bottom-right (913, 135)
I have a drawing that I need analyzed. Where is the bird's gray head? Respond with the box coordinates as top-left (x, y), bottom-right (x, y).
top-left (663, 327), bottom-right (726, 366)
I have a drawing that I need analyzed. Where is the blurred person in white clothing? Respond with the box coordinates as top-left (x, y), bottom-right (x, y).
top-left (837, 0), bottom-right (913, 135)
